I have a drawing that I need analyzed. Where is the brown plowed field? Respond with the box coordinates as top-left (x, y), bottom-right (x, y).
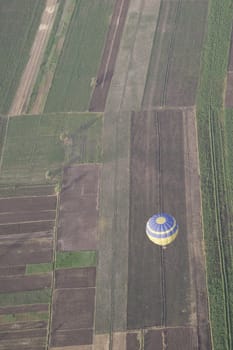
top-left (57, 164), bottom-right (99, 251)
top-left (0, 265), bottom-right (25, 276)
top-left (126, 333), bottom-right (140, 350)
top-left (51, 288), bottom-right (95, 347)
top-left (126, 109), bottom-right (210, 348)
top-left (0, 221), bottom-right (54, 235)
top-left (0, 210), bottom-right (56, 224)
top-left (0, 195), bottom-right (56, 212)
top-left (55, 267), bottom-right (96, 289)
top-left (0, 240), bottom-right (53, 265)
top-left (0, 231), bottom-right (52, 242)
top-left (144, 329), bottom-right (163, 350)
top-left (128, 110), bottom-right (189, 329)
top-left (89, 0), bottom-right (130, 112)
top-left (51, 289), bottom-right (95, 331)
top-left (0, 186), bottom-right (56, 350)
top-left (0, 328), bottom-right (47, 340)
top-left (0, 273), bottom-right (51, 293)
top-left (0, 188), bottom-right (56, 271)
top-left (166, 327), bottom-right (197, 349)
top-left (50, 329), bottom-right (93, 347)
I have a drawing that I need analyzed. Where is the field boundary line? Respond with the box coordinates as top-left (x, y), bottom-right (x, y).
top-left (126, 325), bottom-right (200, 333)
top-left (46, 188), bottom-right (60, 350)
top-left (0, 195), bottom-right (56, 200)
top-left (8, 111), bottom-right (103, 118)
top-left (0, 219), bottom-right (55, 225)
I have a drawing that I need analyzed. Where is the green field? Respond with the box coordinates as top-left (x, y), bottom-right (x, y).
top-left (196, 1), bottom-right (233, 349)
top-left (55, 251), bottom-right (97, 269)
top-left (0, 289), bottom-right (51, 306)
top-left (26, 263), bottom-right (53, 275)
top-left (44, 0), bottom-right (114, 113)
top-left (0, 0), bottom-right (45, 114)
top-left (0, 113), bottom-right (102, 184)
top-left (0, 311), bottom-right (48, 324)
top-left (27, 0), bottom-right (76, 114)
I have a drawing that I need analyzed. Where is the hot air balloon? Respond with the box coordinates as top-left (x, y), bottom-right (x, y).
top-left (146, 213), bottom-right (178, 247)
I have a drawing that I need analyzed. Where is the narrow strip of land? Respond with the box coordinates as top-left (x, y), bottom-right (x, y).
top-left (9, 0), bottom-right (58, 116)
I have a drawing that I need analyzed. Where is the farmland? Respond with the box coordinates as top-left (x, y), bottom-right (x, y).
top-left (0, 113), bottom-right (102, 184)
top-left (0, 176), bottom-right (99, 349)
top-left (1, 0), bottom-right (233, 348)
top-left (94, 0), bottom-right (210, 349)
top-left (196, 0), bottom-right (233, 349)
top-left (0, 0), bottom-right (45, 114)
top-left (0, 185), bottom-right (56, 350)
top-left (89, 0), bottom-right (131, 112)
top-left (44, 0), bottom-right (115, 113)
top-left (142, 0), bottom-right (208, 108)
top-left (128, 110), bottom-right (189, 329)
top-left (28, 0), bottom-right (76, 114)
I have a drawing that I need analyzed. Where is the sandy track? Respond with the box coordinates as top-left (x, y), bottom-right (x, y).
top-left (8, 0), bottom-right (58, 116)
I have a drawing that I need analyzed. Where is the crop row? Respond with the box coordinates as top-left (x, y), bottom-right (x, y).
top-left (196, 0), bottom-right (233, 349)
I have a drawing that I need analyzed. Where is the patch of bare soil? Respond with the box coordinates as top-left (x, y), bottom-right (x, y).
top-left (57, 164), bottom-right (100, 251)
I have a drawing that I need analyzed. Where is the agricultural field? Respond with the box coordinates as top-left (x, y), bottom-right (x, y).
top-left (89, 0), bottom-right (131, 112)
top-left (128, 110), bottom-right (189, 329)
top-left (27, 0), bottom-right (76, 114)
top-left (94, 0), bottom-right (210, 349)
top-left (0, 0), bottom-right (45, 114)
top-left (0, 113), bottom-right (102, 185)
top-left (9, 0), bottom-right (58, 116)
top-left (44, 0), bottom-right (115, 113)
top-left (142, 0), bottom-right (208, 108)
top-left (57, 164), bottom-right (100, 251)
top-left (196, 0), bottom-right (233, 349)
top-left (0, 185), bottom-right (55, 350)
top-left (2, 0), bottom-right (233, 349)
top-left (0, 181), bottom-right (98, 349)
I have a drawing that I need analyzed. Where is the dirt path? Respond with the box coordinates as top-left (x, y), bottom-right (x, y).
top-left (8, 0), bottom-right (58, 116)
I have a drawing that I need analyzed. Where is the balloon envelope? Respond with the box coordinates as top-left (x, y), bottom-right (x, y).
top-left (146, 213), bottom-right (178, 247)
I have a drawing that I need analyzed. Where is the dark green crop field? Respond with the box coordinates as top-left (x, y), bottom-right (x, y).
top-left (0, 0), bottom-right (45, 114)
top-left (196, 1), bottom-right (233, 349)
top-left (44, 0), bottom-right (114, 113)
